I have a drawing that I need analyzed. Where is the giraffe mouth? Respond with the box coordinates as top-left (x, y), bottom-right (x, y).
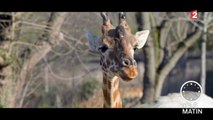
top-left (119, 66), bottom-right (138, 81)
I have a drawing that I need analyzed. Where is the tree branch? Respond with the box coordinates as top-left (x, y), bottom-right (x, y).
top-left (157, 19), bottom-right (172, 70)
top-left (154, 30), bottom-right (202, 98)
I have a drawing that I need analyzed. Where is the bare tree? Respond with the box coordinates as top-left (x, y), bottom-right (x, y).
top-left (15, 12), bottom-right (67, 108)
top-left (0, 12), bottom-right (67, 107)
top-left (136, 12), bottom-right (202, 103)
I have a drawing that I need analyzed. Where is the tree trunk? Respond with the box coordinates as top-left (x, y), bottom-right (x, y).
top-left (200, 12), bottom-right (208, 94)
top-left (0, 13), bottom-right (14, 107)
top-left (201, 27), bottom-right (207, 94)
top-left (136, 12), bottom-right (156, 103)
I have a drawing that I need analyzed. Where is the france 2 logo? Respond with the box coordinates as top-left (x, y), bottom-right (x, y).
top-left (190, 10), bottom-right (198, 20)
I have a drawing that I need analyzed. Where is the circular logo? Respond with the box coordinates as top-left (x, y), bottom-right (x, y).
top-left (180, 81), bottom-right (202, 101)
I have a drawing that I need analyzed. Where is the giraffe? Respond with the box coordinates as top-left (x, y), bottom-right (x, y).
top-left (86, 12), bottom-right (149, 108)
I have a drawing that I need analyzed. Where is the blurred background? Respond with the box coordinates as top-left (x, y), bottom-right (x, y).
top-left (0, 12), bottom-right (212, 108)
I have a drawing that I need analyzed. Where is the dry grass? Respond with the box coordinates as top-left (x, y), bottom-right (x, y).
top-left (81, 86), bottom-right (143, 108)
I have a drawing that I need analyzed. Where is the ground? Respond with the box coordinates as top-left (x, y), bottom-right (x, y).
top-left (135, 92), bottom-right (213, 108)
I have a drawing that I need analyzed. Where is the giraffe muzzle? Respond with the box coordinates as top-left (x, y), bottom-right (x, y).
top-left (119, 65), bottom-right (138, 81)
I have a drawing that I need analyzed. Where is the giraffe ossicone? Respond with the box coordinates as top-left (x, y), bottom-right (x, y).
top-left (86, 12), bottom-right (149, 108)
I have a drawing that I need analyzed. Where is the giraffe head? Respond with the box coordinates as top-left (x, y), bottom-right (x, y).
top-left (86, 12), bottom-right (149, 81)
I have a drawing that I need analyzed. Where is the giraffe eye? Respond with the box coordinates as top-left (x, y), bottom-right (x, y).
top-left (98, 45), bottom-right (108, 53)
top-left (133, 48), bottom-right (138, 51)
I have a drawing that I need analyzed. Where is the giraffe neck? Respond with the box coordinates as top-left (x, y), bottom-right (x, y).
top-left (103, 74), bottom-right (122, 108)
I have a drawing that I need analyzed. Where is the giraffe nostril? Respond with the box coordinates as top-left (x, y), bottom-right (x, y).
top-left (122, 59), bottom-right (131, 66)
top-left (122, 59), bottom-right (137, 67)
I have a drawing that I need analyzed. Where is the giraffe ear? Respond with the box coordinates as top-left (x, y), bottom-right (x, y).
top-left (135, 30), bottom-right (150, 49)
top-left (85, 31), bottom-right (103, 53)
